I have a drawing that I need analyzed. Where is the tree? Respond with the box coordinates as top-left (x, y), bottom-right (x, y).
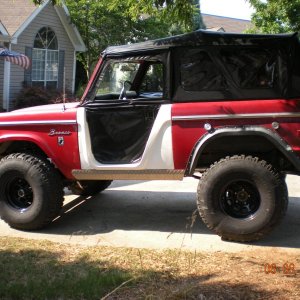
top-left (248, 0), bottom-right (300, 33)
top-left (64, 0), bottom-right (192, 80)
top-left (32, 0), bottom-right (197, 28)
top-left (192, 0), bottom-right (205, 31)
top-left (30, 0), bottom-right (204, 82)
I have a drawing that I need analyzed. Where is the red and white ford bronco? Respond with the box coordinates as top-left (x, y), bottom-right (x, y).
top-left (1, 30), bottom-right (300, 242)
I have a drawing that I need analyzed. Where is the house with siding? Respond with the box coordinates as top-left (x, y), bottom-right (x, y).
top-left (0, 0), bottom-right (85, 110)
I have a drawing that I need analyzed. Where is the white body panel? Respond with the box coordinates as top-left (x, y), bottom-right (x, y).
top-left (77, 104), bottom-right (174, 170)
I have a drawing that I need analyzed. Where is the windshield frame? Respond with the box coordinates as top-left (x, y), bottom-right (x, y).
top-left (81, 51), bottom-right (170, 104)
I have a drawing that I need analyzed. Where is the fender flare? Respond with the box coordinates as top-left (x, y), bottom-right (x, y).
top-left (185, 126), bottom-right (300, 176)
top-left (0, 135), bottom-right (54, 158)
top-left (0, 134), bottom-right (78, 179)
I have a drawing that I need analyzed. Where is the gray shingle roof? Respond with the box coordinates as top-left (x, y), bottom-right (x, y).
top-left (0, 0), bottom-right (36, 36)
top-left (202, 14), bottom-right (252, 33)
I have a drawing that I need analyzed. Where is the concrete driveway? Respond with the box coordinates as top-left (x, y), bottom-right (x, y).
top-left (0, 176), bottom-right (300, 253)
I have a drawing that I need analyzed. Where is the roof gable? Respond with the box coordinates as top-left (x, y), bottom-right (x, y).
top-left (0, 0), bottom-right (85, 51)
top-left (0, 20), bottom-right (10, 42)
top-left (54, 4), bottom-right (86, 52)
top-left (0, 20), bottom-right (9, 35)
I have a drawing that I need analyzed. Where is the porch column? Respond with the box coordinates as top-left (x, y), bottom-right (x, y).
top-left (2, 42), bottom-right (11, 111)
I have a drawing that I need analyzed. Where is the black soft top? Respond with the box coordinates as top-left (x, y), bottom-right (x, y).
top-left (103, 30), bottom-right (299, 56)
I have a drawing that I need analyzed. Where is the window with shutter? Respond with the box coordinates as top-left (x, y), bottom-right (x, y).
top-left (32, 27), bottom-right (59, 89)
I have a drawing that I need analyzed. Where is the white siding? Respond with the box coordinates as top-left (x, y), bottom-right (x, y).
top-left (10, 3), bottom-right (76, 102)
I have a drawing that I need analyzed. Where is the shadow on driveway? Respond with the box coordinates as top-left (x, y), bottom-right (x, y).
top-left (38, 186), bottom-right (300, 250)
top-left (48, 189), bottom-right (210, 235)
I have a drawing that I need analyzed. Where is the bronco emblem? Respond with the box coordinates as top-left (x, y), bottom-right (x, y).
top-left (48, 129), bottom-right (71, 136)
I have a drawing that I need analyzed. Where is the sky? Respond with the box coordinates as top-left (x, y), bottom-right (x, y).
top-left (200, 0), bottom-right (255, 20)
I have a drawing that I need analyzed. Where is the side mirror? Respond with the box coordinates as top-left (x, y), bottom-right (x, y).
top-left (119, 80), bottom-right (133, 100)
top-left (125, 91), bottom-right (137, 98)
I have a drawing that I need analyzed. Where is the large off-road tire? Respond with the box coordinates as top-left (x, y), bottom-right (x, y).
top-left (0, 153), bottom-right (64, 230)
top-left (197, 155), bottom-right (288, 242)
top-left (70, 180), bottom-right (112, 196)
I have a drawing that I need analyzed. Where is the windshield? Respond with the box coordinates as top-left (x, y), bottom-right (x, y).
top-left (91, 56), bottom-right (165, 101)
top-left (97, 61), bottom-right (140, 95)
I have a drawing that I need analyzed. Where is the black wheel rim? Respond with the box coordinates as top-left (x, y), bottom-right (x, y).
top-left (5, 177), bottom-right (33, 212)
top-left (220, 180), bottom-right (260, 219)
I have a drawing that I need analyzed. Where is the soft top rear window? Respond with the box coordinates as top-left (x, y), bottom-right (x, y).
top-left (219, 47), bottom-right (287, 90)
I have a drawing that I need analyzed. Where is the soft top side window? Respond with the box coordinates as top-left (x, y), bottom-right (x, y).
top-left (180, 49), bottom-right (226, 91)
top-left (173, 48), bottom-right (229, 102)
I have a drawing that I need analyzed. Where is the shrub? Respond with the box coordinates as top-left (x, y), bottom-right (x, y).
top-left (13, 86), bottom-right (76, 109)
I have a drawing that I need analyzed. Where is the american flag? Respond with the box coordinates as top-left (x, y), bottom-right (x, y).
top-left (0, 47), bottom-right (30, 69)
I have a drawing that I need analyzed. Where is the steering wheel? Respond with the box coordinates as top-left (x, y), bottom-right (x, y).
top-left (119, 80), bottom-right (132, 100)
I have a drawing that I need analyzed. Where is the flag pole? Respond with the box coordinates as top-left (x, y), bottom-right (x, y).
top-left (63, 66), bottom-right (66, 111)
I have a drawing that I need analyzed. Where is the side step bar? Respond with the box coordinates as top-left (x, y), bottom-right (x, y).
top-left (72, 169), bottom-right (185, 180)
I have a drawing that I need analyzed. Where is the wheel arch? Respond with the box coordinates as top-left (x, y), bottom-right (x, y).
top-left (0, 138), bottom-right (66, 178)
top-left (0, 139), bottom-right (48, 158)
top-left (186, 126), bottom-right (300, 176)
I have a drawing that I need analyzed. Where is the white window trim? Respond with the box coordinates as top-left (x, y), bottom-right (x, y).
top-left (32, 48), bottom-right (59, 88)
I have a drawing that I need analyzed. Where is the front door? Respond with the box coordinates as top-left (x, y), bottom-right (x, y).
top-left (82, 53), bottom-right (168, 165)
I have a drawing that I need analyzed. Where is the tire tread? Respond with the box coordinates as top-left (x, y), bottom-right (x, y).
top-left (197, 155), bottom-right (288, 242)
top-left (0, 153), bottom-right (64, 230)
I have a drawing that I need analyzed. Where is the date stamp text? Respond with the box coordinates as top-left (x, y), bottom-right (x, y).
top-left (264, 263), bottom-right (296, 275)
